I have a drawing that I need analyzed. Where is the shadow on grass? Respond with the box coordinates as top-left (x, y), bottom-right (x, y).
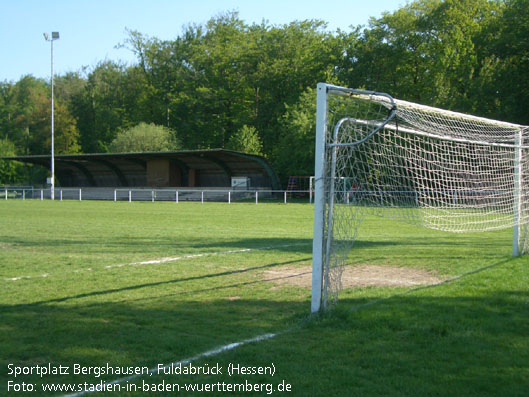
top-left (195, 256), bottom-right (528, 396)
top-left (266, 257), bottom-right (529, 396)
top-left (0, 231), bottom-right (511, 256)
top-left (5, 289), bottom-right (523, 395)
top-left (2, 257), bottom-right (528, 395)
top-left (1, 256), bottom-right (312, 388)
top-left (0, 297), bottom-right (305, 389)
top-left (293, 290), bottom-right (529, 396)
top-left (4, 257), bottom-right (312, 308)
top-left (0, 236), bottom-right (315, 255)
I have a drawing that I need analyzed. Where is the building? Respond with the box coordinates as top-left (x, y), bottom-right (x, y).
top-left (4, 149), bottom-right (281, 190)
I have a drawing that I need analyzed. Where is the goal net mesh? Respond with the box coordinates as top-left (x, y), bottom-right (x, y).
top-left (320, 86), bottom-right (529, 307)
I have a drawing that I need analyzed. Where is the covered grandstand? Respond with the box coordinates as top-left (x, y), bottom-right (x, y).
top-left (3, 149), bottom-right (281, 191)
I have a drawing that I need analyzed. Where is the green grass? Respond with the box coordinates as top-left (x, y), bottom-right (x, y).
top-left (1, 200), bottom-right (528, 395)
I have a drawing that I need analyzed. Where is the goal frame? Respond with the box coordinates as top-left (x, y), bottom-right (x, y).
top-left (311, 83), bottom-right (526, 313)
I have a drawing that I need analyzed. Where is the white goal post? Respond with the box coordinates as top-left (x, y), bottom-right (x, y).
top-left (312, 83), bottom-right (529, 313)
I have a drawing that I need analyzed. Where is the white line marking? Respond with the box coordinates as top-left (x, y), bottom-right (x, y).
top-left (6, 273), bottom-right (49, 281)
top-left (64, 332), bottom-right (278, 397)
top-left (103, 248), bottom-right (254, 269)
top-left (4, 243), bottom-right (307, 281)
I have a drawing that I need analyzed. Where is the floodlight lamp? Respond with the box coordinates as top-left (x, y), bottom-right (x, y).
top-left (52, 32), bottom-right (59, 40)
top-left (43, 33), bottom-right (49, 41)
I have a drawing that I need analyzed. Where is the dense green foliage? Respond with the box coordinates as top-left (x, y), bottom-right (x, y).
top-left (1, 0), bottom-right (528, 185)
top-left (108, 122), bottom-right (180, 153)
top-left (225, 125), bottom-right (263, 155)
top-left (0, 138), bottom-right (18, 184)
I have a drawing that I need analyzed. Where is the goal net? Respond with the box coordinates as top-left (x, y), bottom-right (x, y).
top-left (311, 83), bottom-right (529, 312)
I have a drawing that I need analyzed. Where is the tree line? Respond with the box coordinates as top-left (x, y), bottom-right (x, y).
top-left (1, 0), bottom-right (528, 186)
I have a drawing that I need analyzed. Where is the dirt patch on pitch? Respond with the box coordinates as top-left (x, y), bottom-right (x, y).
top-left (263, 265), bottom-right (444, 289)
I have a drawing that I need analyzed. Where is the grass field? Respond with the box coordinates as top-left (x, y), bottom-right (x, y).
top-left (1, 200), bottom-right (528, 396)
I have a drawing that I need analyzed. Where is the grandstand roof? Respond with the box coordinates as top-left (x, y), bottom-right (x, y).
top-left (4, 149), bottom-right (281, 190)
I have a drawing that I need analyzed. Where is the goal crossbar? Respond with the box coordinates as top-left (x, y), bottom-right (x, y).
top-left (331, 118), bottom-right (529, 149)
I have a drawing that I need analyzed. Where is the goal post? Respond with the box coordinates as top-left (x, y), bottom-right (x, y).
top-left (311, 83), bottom-right (529, 313)
top-left (311, 84), bottom-right (327, 313)
top-left (513, 127), bottom-right (525, 257)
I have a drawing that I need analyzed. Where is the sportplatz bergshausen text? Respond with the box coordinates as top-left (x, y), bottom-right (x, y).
top-left (7, 362), bottom-right (293, 394)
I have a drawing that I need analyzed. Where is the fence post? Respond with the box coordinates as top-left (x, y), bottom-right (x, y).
top-left (22, 190), bottom-right (25, 200)
top-left (255, 191), bottom-right (258, 204)
top-left (284, 191), bottom-right (287, 204)
top-left (176, 190), bottom-right (179, 203)
top-left (201, 191), bottom-right (204, 204)
top-left (79, 189), bottom-right (82, 201)
top-left (40, 189), bottom-right (43, 200)
top-left (4, 188), bottom-right (7, 200)
top-left (152, 190), bottom-right (155, 203)
top-left (228, 190), bottom-right (231, 204)
top-left (309, 177), bottom-right (313, 204)
top-left (114, 190), bottom-right (117, 202)
top-left (60, 190), bottom-right (63, 201)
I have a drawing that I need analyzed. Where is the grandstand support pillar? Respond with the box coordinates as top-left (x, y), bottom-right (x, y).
top-left (312, 83), bottom-right (328, 313)
top-left (513, 128), bottom-right (523, 257)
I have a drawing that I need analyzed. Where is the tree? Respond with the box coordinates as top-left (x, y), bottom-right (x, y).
top-left (53, 101), bottom-right (81, 154)
top-left (483, 0), bottom-right (529, 124)
top-left (108, 122), bottom-right (179, 153)
top-left (77, 61), bottom-right (130, 153)
top-left (339, 0), bottom-right (500, 111)
top-left (245, 19), bottom-right (342, 154)
top-left (121, 13), bottom-right (342, 156)
top-left (226, 125), bottom-right (263, 155)
top-left (273, 88), bottom-right (317, 183)
top-left (0, 81), bottom-right (15, 144)
top-left (0, 138), bottom-right (19, 184)
top-left (1, 75), bottom-right (81, 156)
top-left (8, 76), bottom-right (49, 154)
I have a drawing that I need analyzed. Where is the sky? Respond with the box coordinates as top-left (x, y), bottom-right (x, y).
top-left (0, 0), bottom-right (403, 82)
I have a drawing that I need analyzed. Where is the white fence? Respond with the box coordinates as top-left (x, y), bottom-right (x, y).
top-left (3, 186), bottom-right (500, 206)
top-left (1, 187), bottom-right (314, 204)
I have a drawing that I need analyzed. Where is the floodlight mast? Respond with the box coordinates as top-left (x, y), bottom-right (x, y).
top-left (43, 31), bottom-right (59, 200)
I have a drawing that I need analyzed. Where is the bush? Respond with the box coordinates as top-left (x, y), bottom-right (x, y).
top-left (108, 123), bottom-right (180, 153)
